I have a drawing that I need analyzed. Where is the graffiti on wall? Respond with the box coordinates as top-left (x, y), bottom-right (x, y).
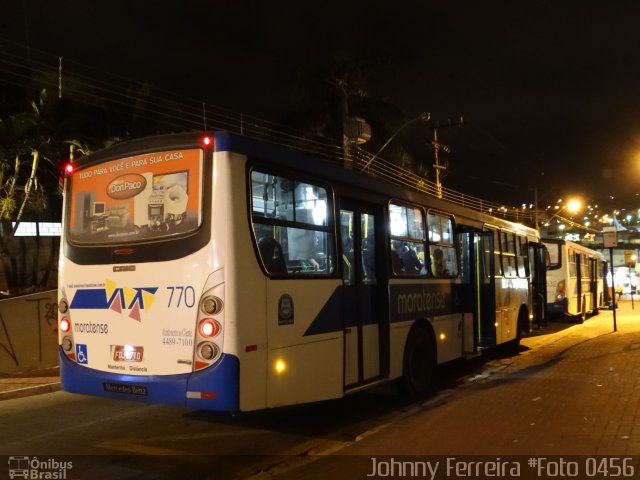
top-left (0, 313), bottom-right (18, 366)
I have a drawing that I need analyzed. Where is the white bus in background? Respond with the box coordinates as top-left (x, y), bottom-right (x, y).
top-left (57, 131), bottom-right (548, 412)
top-left (543, 238), bottom-right (607, 320)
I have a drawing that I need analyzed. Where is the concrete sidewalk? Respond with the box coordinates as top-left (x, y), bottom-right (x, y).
top-left (265, 301), bottom-right (640, 480)
top-left (0, 366), bottom-right (60, 401)
top-left (325, 299), bottom-right (640, 455)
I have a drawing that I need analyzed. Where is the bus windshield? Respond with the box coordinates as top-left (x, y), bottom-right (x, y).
top-left (67, 148), bottom-right (203, 245)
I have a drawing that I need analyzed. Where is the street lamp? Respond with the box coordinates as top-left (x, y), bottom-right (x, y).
top-left (543, 197), bottom-right (583, 226)
top-left (360, 113), bottom-right (431, 172)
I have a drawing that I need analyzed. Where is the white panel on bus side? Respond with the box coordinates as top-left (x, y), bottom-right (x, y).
top-left (224, 151), bottom-right (269, 412)
top-left (265, 279), bottom-right (344, 408)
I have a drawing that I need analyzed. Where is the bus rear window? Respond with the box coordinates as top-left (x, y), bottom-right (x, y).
top-left (66, 148), bottom-right (203, 245)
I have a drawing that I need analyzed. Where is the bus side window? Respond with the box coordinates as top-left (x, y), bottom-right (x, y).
top-left (250, 169), bottom-right (335, 277)
top-left (569, 250), bottom-right (577, 277)
top-left (427, 211), bottom-right (458, 277)
top-left (389, 202), bottom-right (426, 276)
top-left (501, 231), bottom-right (517, 278)
top-left (517, 236), bottom-right (529, 277)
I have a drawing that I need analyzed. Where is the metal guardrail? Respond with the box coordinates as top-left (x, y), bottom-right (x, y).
top-left (233, 121), bottom-right (538, 223)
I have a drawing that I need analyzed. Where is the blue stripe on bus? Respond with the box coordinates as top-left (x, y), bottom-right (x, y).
top-left (69, 289), bottom-right (109, 309)
top-left (546, 298), bottom-right (568, 314)
top-left (59, 348), bottom-right (240, 412)
top-left (303, 283), bottom-right (464, 336)
top-left (303, 287), bottom-right (343, 335)
top-left (389, 283), bottom-right (461, 322)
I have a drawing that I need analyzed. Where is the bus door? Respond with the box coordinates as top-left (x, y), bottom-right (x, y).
top-left (457, 227), bottom-right (479, 354)
top-left (529, 242), bottom-right (548, 327)
top-left (589, 257), bottom-right (599, 313)
top-left (478, 230), bottom-right (498, 347)
top-left (576, 253), bottom-right (584, 316)
top-left (340, 203), bottom-right (384, 389)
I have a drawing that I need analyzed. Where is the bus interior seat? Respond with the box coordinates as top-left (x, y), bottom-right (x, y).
top-left (258, 237), bottom-right (288, 274)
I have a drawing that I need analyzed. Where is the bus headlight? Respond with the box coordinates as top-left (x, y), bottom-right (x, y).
top-left (197, 342), bottom-right (219, 361)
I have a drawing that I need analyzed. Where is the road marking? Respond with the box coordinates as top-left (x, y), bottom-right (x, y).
top-left (97, 439), bottom-right (190, 456)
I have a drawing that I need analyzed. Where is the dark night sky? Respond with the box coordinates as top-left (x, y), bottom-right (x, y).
top-left (3, 1), bottom-right (640, 207)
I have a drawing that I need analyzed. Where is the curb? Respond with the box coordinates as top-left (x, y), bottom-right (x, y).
top-left (0, 381), bottom-right (61, 401)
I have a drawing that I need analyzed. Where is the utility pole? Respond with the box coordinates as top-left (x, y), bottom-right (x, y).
top-left (534, 187), bottom-right (539, 231)
top-left (430, 116), bottom-right (463, 198)
top-left (603, 225), bottom-right (618, 332)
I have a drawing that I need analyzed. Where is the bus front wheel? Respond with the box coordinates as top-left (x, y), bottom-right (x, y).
top-left (402, 327), bottom-right (435, 395)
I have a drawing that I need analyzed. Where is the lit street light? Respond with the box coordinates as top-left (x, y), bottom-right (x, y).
top-left (543, 197), bottom-right (583, 226)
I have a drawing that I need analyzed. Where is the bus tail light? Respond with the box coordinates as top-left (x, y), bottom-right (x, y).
top-left (194, 283), bottom-right (225, 371)
top-left (195, 342), bottom-right (220, 369)
top-left (59, 318), bottom-right (71, 333)
top-left (201, 295), bottom-right (223, 315)
top-left (555, 280), bottom-right (566, 301)
top-left (197, 341), bottom-right (219, 361)
top-left (198, 319), bottom-right (221, 338)
top-left (58, 299), bottom-right (69, 314)
top-left (58, 292), bottom-right (77, 362)
top-left (62, 336), bottom-right (73, 353)
top-left (63, 162), bottom-right (76, 176)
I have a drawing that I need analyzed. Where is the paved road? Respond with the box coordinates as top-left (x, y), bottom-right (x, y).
top-left (2, 303), bottom-right (638, 480)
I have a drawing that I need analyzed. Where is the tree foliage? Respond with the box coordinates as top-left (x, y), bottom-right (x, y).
top-left (0, 72), bottom-right (176, 294)
top-left (279, 51), bottom-right (428, 176)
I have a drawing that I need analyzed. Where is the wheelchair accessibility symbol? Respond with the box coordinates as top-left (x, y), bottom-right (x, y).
top-left (76, 344), bottom-right (88, 364)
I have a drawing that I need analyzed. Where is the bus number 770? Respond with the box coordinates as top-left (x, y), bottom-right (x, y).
top-left (166, 286), bottom-right (196, 308)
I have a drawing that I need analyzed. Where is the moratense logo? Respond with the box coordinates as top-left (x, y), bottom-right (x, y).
top-left (69, 279), bottom-right (158, 321)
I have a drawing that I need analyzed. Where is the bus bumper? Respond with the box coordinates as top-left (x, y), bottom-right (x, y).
top-left (546, 299), bottom-right (568, 314)
top-left (59, 348), bottom-right (240, 412)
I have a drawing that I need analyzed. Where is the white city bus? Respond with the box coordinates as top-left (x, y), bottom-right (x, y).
top-left (543, 239), bottom-right (607, 320)
top-left (58, 131), bottom-right (546, 412)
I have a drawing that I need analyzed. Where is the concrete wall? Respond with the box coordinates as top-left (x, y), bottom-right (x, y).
top-left (0, 290), bottom-right (58, 374)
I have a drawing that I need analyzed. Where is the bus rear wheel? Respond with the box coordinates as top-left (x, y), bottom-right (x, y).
top-left (402, 327), bottom-right (435, 395)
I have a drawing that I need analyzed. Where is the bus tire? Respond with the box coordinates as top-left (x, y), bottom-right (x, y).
top-left (402, 326), bottom-right (435, 395)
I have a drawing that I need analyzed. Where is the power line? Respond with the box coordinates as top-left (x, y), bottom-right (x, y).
top-left (0, 36), bottom-right (540, 223)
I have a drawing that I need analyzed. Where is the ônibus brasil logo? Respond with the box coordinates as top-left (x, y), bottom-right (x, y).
top-left (69, 279), bottom-right (158, 321)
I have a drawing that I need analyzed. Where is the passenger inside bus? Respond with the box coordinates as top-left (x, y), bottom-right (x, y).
top-left (257, 236), bottom-right (288, 274)
top-left (361, 238), bottom-right (376, 281)
top-left (392, 241), bottom-right (423, 275)
top-left (399, 241), bottom-right (423, 275)
top-left (342, 225), bottom-right (354, 283)
top-left (431, 248), bottom-right (448, 276)
top-left (341, 225), bottom-right (353, 255)
top-left (289, 229), bottom-right (320, 270)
